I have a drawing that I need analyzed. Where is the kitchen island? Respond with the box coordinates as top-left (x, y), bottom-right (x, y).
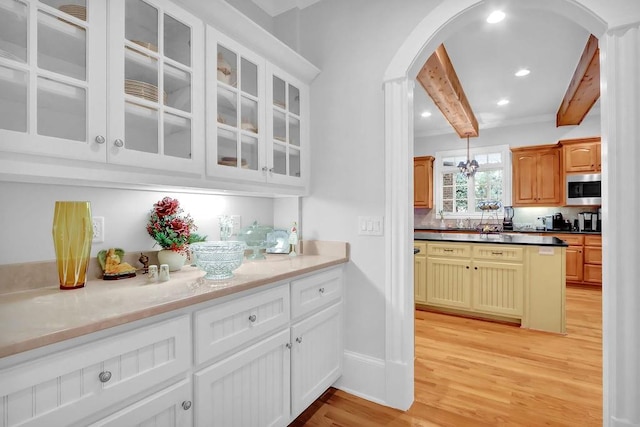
top-left (414, 232), bottom-right (567, 334)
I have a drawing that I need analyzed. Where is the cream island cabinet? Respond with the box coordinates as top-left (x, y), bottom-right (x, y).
top-left (0, 255), bottom-right (346, 427)
top-left (0, 0), bottom-right (319, 196)
top-left (414, 233), bottom-right (567, 334)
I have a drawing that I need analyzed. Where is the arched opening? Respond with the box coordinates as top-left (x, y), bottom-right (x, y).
top-left (382, 0), bottom-right (623, 418)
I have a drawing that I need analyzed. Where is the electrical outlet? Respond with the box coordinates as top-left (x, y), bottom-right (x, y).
top-left (92, 216), bottom-right (104, 243)
top-left (230, 215), bottom-right (241, 236)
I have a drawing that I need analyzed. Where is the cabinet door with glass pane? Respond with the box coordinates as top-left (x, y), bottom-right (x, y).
top-left (107, 0), bottom-right (203, 174)
top-left (266, 63), bottom-right (308, 188)
top-left (205, 27), bottom-right (265, 183)
top-left (0, 0), bottom-right (107, 162)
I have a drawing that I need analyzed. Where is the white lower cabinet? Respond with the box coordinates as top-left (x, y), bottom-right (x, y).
top-left (0, 267), bottom-right (344, 427)
top-left (0, 315), bottom-right (191, 427)
top-left (89, 379), bottom-right (193, 427)
top-left (290, 303), bottom-right (342, 419)
top-left (194, 329), bottom-right (291, 427)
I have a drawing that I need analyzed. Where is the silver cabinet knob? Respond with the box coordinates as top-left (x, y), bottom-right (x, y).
top-left (262, 166), bottom-right (268, 172)
top-left (285, 343), bottom-right (292, 349)
top-left (295, 336), bottom-right (303, 344)
top-left (248, 314), bottom-right (257, 323)
top-left (114, 139), bottom-right (124, 148)
top-left (95, 135), bottom-right (106, 144)
top-left (182, 401), bottom-right (192, 410)
top-left (318, 287), bottom-right (325, 294)
top-left (98, 371), bottom-right (112, 383)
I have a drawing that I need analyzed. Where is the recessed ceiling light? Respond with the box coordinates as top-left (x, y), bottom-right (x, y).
top-left (421, 111), bottom-right (432, 118)
top-left (497, 99), bottom-right (510, 106)
top-left (487, 10), bottom-right (505, 24)
top-left (515, 68), bottom-right (530, 77)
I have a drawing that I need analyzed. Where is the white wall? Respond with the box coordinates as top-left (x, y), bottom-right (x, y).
top-left (415, 114), bottom-right (601, 155)
top-left (288, 0), bottom-right (442, 362)
top-left (224, 0), bottom-right (275, 34)
top-left (0, 182), bottom-right (275, 265)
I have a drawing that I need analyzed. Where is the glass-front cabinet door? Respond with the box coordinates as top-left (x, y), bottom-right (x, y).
top-left (0, 0), bottom-right (107, 162)
top-left (266, 63), bottom-right (308, 187)
top-left (107, 0), bottom-right (203, 173)
top-left (206, 27), bottom-right (265, 183)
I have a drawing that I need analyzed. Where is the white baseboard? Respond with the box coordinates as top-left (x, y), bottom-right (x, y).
top-left (333, 350), bottom-right (387, 406)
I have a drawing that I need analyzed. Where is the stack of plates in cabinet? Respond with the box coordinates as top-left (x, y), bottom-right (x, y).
top-left (125, 79), bottom-right (167, 104)
top-left (131, 40), bottom-right (158, 53)
top-left (58, 5), bottom-right (87, 21)
top-left (218, 157), bottom-right (249, 168)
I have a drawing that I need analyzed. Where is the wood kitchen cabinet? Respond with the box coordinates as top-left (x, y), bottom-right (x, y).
top-left (554, 233), bottom-right (602, 286)
top-left (511, 144), bottom-right (563, 206)
top-left (414, 156), bottom-right (435, 208)
top-left (561, 137), bottom-right (601, 173)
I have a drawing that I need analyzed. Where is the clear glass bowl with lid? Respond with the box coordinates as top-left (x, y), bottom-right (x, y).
top-left (236, 221), bottom-right (277, 260)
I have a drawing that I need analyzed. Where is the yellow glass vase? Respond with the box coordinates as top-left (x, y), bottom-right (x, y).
top-left (52, 201), bottom-right (93, 290)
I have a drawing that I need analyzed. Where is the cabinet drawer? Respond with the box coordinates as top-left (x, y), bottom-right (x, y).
top-left (427, 243), bottom-right (471, 258)
top-left (584, 264), bottom-right (602, 283)
top-left (291, 267), bottom-right (343, 320)
top-left (554, 234), bottom-right (584, 246)
top-left (194, 284), bottom-right (290, 365)
top-left (584, 235), bottom-right (602, 246)
top-left (0, 315), bottom-right (191, 427)
top-left (472, 245), bottom-right (523, 262)
top-left (584, 246), bottom-right (602, 265)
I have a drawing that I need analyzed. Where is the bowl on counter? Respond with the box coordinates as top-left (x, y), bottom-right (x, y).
top-left (189, 241), bottom-right (246, 280)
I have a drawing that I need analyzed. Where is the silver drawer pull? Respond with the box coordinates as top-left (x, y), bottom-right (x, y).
top-left (182, 401), bottom-right (192, 410)
top-left (491, 251), bottom-right (504, 255)
top-left (318, 287), bottom-right (325, 294)
top-left (248, 314), bottom-right (257, 323)
top-left (296, 336), bottom-right (303, 344)
top-left (286, 343), bottom-right (292, 349)
top-left (443, 249), bottom-right (454, 252)
top-left (98, 371), bottom-right (112, 383)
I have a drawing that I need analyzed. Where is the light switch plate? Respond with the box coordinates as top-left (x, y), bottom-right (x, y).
top-left (358, 216), bottom-right (384, 236)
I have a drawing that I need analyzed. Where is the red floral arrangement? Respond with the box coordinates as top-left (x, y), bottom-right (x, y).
top-left (146, 197), bottom-right (196, 254)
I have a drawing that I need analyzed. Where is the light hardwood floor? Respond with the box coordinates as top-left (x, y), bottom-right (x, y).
top-left (291, 285), bottom-right (602, 426)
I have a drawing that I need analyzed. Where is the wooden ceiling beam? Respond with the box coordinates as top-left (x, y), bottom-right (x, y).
top-left (556, 34), bottom-right (600, 126)
top-left (416, 43), bottom-right (479, 138)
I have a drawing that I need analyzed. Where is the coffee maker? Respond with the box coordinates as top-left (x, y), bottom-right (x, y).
top-left (578, 212), bottom-right (597, 231)
top-left (503, 206), bottom-right (514, 231)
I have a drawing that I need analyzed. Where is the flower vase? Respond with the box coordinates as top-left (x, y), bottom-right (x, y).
top-left (52, 201), bottom-right (93, 290)
top-left (157, 249), bottom-right (187, 272)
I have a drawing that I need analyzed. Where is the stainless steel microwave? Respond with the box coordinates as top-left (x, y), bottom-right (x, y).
top-left (566, 173), bottom-right (601, 206)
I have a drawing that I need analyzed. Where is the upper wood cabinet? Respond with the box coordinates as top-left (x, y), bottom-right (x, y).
top-left (414, 156), bottom-right (434, 208)
top-left (561, 137), bottom-right (601, 173)
top-left (511, 144), bottom-right (562, 206)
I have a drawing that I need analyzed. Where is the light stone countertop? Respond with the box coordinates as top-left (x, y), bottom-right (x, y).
top-left (0, 243), bottom-right (348, 359)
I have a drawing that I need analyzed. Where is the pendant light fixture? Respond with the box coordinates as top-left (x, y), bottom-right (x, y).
top-left (458, 133), bottom-right (479, 178)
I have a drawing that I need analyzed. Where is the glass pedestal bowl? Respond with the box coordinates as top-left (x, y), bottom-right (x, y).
top-left (189, 241), bottom-right (246, 280)
top-left (237, 221), bottom-right (276, 260)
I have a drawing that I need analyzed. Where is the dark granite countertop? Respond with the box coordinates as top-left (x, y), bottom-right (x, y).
top-left (414, 226), bottom-right (601, 235)
top-left (414, 232), bottom-right (568, 247)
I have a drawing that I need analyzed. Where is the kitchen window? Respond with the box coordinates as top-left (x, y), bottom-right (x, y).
top-left (434, 144), bottom-right (511, 218)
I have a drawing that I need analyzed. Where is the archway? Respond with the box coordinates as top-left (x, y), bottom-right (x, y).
top-left (382, 1), bottom-right (640, 425)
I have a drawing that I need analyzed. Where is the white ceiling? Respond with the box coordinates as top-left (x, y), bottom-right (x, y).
top-left (250, 1), bottom-right (595, 138)
top-left (413, 7), bottom-right (593, 137)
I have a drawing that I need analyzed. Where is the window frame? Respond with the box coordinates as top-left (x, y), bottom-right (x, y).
top-left (433, 144), bottom-right (512, 219)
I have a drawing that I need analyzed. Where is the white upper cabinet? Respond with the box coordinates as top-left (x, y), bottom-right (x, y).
top-left (107, 0), bottom-right (203, 173)
top-left (0, 0), bottom-right (203, 174)
top-left (206, 26), bottom-right (310, 192)
top-left (0, 0), bottom-right (107, 162)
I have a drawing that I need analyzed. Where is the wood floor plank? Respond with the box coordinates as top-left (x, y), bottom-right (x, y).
top-left (291, 286), bottom-right (602, 426)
